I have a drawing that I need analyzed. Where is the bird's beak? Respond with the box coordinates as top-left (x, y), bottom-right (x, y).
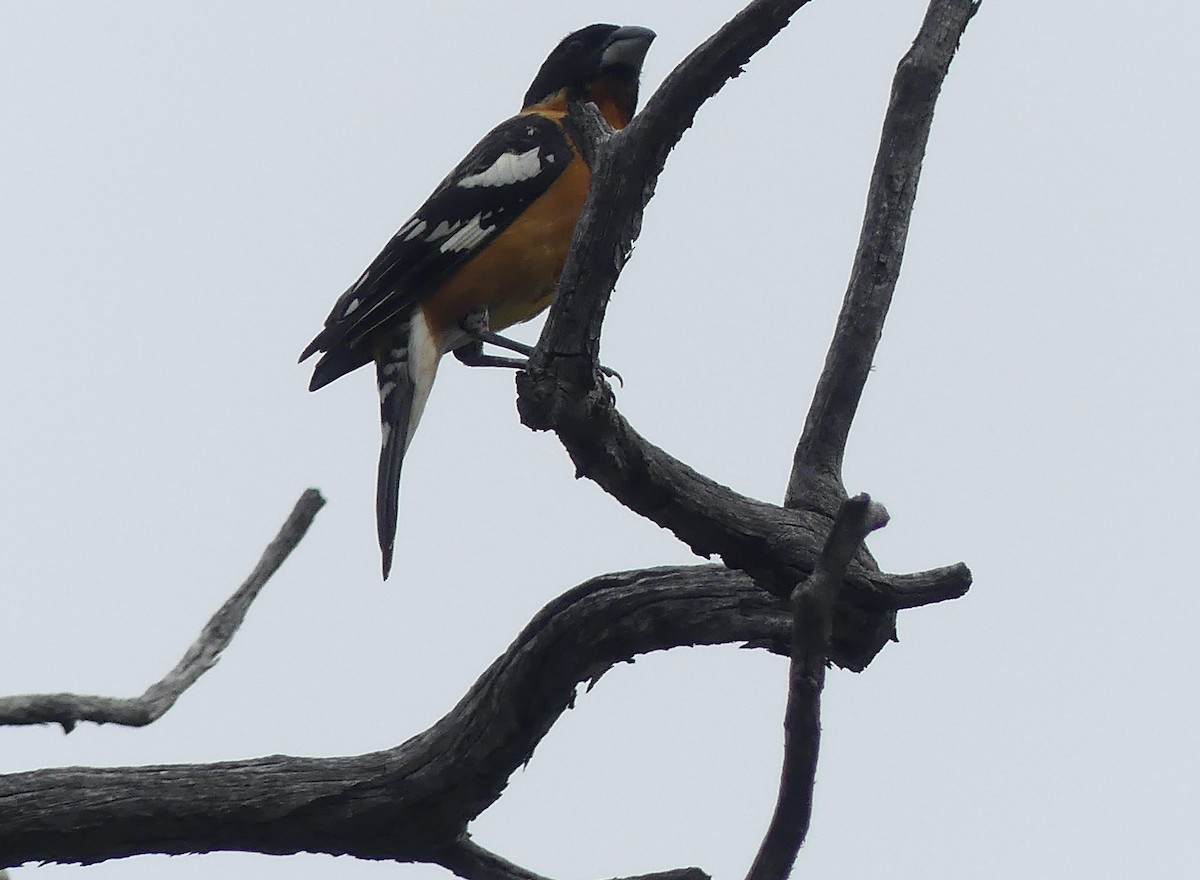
top-left (601, 26), bottom-right (656, 69)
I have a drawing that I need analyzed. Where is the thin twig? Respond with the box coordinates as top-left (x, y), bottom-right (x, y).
top-left (0, 489), bottom-right (326, 732)
top-left (746, 495), bottom-right (889, 880)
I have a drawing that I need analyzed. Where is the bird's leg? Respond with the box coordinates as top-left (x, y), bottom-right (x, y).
top-left (453, 341), bottom-right (529, 370)
top-left (454, 308), bottom-right (529, 369)
top-left (455, 307), bottom-right (624, 385)
top-left (470, 330), bottom-right (536, 358)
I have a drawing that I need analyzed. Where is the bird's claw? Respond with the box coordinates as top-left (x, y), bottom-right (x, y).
top-left (599, 363), bottom-right (624, 387)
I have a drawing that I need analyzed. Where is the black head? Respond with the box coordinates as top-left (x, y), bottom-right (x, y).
top-left (522, 24), bottom-right (656, 115)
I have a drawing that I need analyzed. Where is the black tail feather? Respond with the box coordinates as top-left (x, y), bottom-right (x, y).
top-left (306, 346), bottom-right (373, 392)
top-left (376, 357), bottom-right (415, 580)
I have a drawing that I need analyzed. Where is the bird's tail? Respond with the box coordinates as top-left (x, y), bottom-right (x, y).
top-left (376, 313), bottom-right (442, 579)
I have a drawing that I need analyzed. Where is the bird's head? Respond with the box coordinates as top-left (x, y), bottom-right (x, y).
top-left (522, 24), bottom-right (656, 127)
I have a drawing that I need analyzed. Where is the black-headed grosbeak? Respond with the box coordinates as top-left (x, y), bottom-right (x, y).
top-left (301, 24), bottom-right (655, 578)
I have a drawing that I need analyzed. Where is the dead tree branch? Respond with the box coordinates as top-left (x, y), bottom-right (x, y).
top-left (435, 839), bottom-right (553, 880)
top-left (0, 489), bottom-right (325, 732)
top-left (518, 0), bottom-right (974, 666)
top-left (0, 0), bottom-right (981, 874)
top-left (0, 554), bottom-right (963, 868)
top-left (747, 495), bottom-right (890, 880)
top-left (786, 0), bottom-right (983, 513)
top-left (519, 0), bottom-right (826, 600)
top-left (0, 565), bottom-right (801, 867)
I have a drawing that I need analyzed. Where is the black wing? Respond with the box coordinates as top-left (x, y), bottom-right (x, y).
top-left (300, 113), bottom-right (574, 387)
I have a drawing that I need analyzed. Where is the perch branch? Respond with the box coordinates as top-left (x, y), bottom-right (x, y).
top-left (526, 0), bottom-right (815, 384)
top-left (747, 495), bottom-right (889, 880)
top-left (0, 489), bottom-right (325, 732)
top-left (518, 0), bottom-right (842, 593)
top-left (518, 0), bottom-right (971, 663)
top-left (785, 0), bottom-right (982, 511)
top-left (562, 100), bottom-right (614, 170)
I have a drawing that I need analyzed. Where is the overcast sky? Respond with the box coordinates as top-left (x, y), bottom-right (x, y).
top-left (2, 1), bottom-right (1197, 878)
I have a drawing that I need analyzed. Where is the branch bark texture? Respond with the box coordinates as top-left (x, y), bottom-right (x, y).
top-left (747, 496), bottom-right (890, 880)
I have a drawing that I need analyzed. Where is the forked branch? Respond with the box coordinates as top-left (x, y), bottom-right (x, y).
top-left (519, 0), bottom-right (975, 661)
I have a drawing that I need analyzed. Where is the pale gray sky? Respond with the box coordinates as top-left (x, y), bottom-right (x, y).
top-left (2, 1), bottom-right (1197, 878)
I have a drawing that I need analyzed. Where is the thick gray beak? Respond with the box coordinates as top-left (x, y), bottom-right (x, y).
top-left (601, 25), bottom-right (657, 68)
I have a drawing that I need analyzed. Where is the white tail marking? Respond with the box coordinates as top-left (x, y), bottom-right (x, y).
top-left (405, 311), bottom-right (442, 452)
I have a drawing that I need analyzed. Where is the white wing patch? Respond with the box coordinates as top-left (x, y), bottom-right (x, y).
top-left (439, 212), bottom-right (496, 254)
top-left (395, 217), bottom-right (423, 240)
top-left (402, 219), bottom-right (428, 242)
top-left (457, 147), bottom-right (542, 189)
top-left (426, 219), bottom-right (462, 241)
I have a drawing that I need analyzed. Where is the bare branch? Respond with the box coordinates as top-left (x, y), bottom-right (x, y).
top-left (436, 838), bottom-right (553, 880)
top-left (747, 495), bottom-right (889, 880)
top-left (859, 561), bottom-right (971, 610)
top-left (518, 1), bottom-right (831, 590)
top-left (517, 0), bottom-right (971, 664)
top-left (561, 100), bottom-right (614, 170)
top-left (0, 489), bottom-right (326, 733)
top-left (785, 0), bottom-right (983, 511)
top-left (0, 565), bottom-right (795, 868)
top-left (0, 548), bottom-right (968, 869)
top-left (435, 837), bottom-right (712, 880)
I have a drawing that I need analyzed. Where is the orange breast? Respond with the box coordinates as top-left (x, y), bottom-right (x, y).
top-left (420, 139), bottom-right (592, 335)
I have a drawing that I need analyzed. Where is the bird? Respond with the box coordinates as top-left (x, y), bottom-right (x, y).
top-left (300, 24), bottom-right (656, 579)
